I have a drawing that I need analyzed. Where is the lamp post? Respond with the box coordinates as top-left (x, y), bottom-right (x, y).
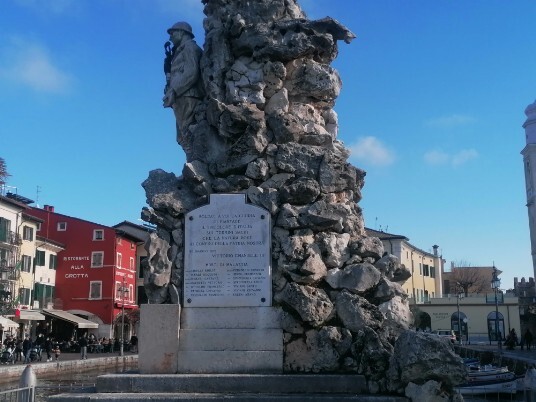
top-left (118, 278), bottom-right (129, 357)
top-left (491, 266), bottom-right (501, 351)
top-left (456, 289), bottom-right (464, 345)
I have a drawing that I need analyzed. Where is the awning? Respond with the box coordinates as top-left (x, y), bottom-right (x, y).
top-left (42, 309), bottom-right (98, 329)
top-left (19, 310), bottom-right (45, 321)
top-left (0, 316), bottom-right (19, 329)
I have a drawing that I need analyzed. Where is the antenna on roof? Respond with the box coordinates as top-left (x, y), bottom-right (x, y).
top-left (35, 185), bottom-right (41, 207)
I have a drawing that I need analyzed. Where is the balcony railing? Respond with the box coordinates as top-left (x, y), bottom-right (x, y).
top-left (0, 231), bottom-right (21, 246)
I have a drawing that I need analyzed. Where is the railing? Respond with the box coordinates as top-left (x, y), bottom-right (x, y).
top-left (0, 231), bottom-right (22, 246)
top-left (0, 386), bottom-right (35, 401)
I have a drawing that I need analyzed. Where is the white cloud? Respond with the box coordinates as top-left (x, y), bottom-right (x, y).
top-left (348, 136), bottom-right (395, 167)
top-left (0, 37), bottom-right (73, 94)
top-left (424, 114), bottom-right (477, 128)
top-left (423, 148), bottom-right (478, 167)
top-left (452, 149), bottom-right (478, 166)
top-left (423, 150), bottom-right (450, 165)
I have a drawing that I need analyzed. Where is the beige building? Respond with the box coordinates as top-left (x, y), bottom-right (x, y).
top-left (366, 228), bottom-right (521, 343)
top-left (366, 228), bottom-right (443, 303)
top-left (415, 294), bottom-right (520, 345)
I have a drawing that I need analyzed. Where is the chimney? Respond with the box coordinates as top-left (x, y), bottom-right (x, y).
top-left (43, 205), bottom-right (55, 212)
top-left (432, 245), bottom-right (439, 256)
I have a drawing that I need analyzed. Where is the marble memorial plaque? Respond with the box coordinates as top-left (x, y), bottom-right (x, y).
top-left (184, 194), bottom-right (271, 307)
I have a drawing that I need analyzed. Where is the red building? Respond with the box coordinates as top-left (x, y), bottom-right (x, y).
top-left (29, 205), bottom-right (139, 340)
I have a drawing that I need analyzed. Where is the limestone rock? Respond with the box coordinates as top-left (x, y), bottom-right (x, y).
top-left (374, 253), bottom-right (411, 283)
top-left (315, 232), bottom-right (350, 268)
top-left (280, 177), bottom-right (321, 205)
top-left (326, 263), bottom-right (382, 293)
top-left (274, 283), bottom-right (334, 327)
top-left (142, 169), bottom-right (198, 217)
top-left (335, 290), bottom-right (384, 332)
top-left (143, 231), bottom-right (172, 304)
top-left (387, 330), bottom-right (467, 393)
top-left (284, 328), bottom-right (341, 373)
top-left (379, 296), bottom-right (413, 330)
top-left (373, 277), bottom-right (407, 303)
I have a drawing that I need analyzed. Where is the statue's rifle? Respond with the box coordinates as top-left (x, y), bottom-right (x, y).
top-left (164, 41), bottom-right (173, 94)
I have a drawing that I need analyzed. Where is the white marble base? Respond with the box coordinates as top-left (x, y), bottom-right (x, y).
top-left (138, 304), bottom-right (181, 374)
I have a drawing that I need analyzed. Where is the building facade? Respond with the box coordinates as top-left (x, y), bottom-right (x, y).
top-left (415, 293), bottom-right (520, 345)
top-left (366, 228), bottom-right (443, 302)
top-left (522, 99), bottom-right (536, 279)
top-left (29, 205), bottom-right (139, 340)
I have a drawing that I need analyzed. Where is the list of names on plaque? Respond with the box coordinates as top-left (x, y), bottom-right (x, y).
top-left (184, 194), bottom-right (270, 307)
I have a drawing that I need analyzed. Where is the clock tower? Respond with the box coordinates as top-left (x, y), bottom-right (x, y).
top-left (522, 100), bottom-right (536, 279)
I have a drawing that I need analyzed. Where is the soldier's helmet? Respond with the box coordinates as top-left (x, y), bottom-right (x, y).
top-left (167, 21), bottom-right (194, 38)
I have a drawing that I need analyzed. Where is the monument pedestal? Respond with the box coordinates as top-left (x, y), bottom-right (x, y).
top-left (138, 304), bottom-right (181, 374)
top-left (138, 305), bottom-right (282, 374)
top-left (177, 306), bottom-right (282, 373)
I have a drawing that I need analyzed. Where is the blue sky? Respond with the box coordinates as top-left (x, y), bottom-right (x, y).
top-left (1, 0), bottom-right (535, 290)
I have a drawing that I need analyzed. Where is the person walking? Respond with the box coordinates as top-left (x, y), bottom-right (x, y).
top-left (525, 329), bottom-right (534, 351)
top-left (22, 335), bottom-right (32, 363)
top-left (44, 337), bottom-right (53, 362)
top-left (129, 334), bottom-right (138, 353)
top-left (14, 338), bottom-right (22, 363)
top-left (78, 334), bottom-right (88, 360)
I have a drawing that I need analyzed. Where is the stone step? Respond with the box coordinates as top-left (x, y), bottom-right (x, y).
top-left (48, 374), bottom-right (409, 401)
top-left (49, 392), bottom-right (408, 401)
top-left (176, 350), bottom-right (282, 373)
top-left (181, 307), bottom-right (281, 329)
top-left (178, 328), bottom-right (282, 351)
top-left (95, 374), bottom-right (368, 394)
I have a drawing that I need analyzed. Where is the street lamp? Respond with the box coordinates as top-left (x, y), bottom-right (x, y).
top-left (118, 278), bottom-right (129, 357)
top-left (456, 288), bottom-right (464, 345)
top-left (491, 266), bottom-right (501, 351)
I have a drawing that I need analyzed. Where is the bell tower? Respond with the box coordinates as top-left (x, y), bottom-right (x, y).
top-left (522, 100), bottom-right (536, 279)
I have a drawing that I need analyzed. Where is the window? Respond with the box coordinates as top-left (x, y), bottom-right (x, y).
top-left (21, 255), bottom-right (32, 272)
top-left (35, 250), bottom-right (45, 267)
top-left (423, 264), bottom-right (429, 277)
top-left (115, 281), bottom-right (122, 299)
top-left (116, 253), bottom-right (122, 268)
top-left (130, 242), bottom-right (135, 250)
top-left (57, 222), bottom-right (67, 231)
top-left (49, 254), bottom-right (57, 270)
top-left (430, 266), bottom-right (435, 278)
top-left (18, 288), bottom-right (31, 305)
top-left (0, 218), bottom-right (10, 242)
top-left (93, 229), bottom-right (104, 241)
top-left (419, 263), bottom-right (422, 275)
top-left (129, 257), bottom-right (134, 269)
top-left (89, 281), bottom-right (102, 300)
top-left (36, 223), bottom-right (41, 231)
top-left (129, 284), bottom-right (134, 302)
top-left (22, 226), bottom-right (34, 241)
top-left (91, 251), bottom-right (104, 268)
top-left (117, 238), bottom-right (122, 245)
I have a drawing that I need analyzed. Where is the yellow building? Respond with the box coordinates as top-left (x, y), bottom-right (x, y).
top-left (366, 228), bottom-right (443, 303)
top-left (415, 294), bottom-right (520, 345)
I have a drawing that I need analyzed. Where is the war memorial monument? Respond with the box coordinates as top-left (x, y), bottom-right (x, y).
top-left (53, 0), bottom-right (468, 400)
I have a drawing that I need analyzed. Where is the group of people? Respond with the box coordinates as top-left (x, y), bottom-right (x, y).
top-left (76, 333), bottom-right (138, 359)
top-left (504, 328), bottom-right (534, 350)
top-left (2, 334), bottom-right (61, 363)
top-left (1, 332), bottom-right (139, 363)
